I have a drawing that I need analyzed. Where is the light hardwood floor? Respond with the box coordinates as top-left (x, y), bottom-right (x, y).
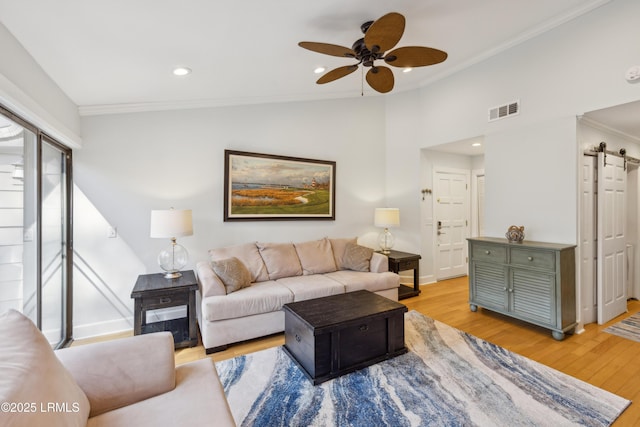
top-left (74, 276), bottom-right (640, 425)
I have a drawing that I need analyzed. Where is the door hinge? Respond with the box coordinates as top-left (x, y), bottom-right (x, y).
top-left (466, 256), bottom-right (468, 263)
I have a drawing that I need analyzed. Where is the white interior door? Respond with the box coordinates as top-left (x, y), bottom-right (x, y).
top-left (434, 169), bottom-right (469, 280)
top-left (580, 155), bottom-right (597, 325)
top-left (597, 152), bottom-right (627, 324)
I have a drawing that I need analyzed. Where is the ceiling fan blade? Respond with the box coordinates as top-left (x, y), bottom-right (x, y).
top-left (366, 66), bottom-right (394, 93)
top-left (364, 12), bottom-right (405, 54)
top-left (299, 41), bottom-right (356, 58)
top-left (384, 46), bottom-right (448, 67)
top-left (316, 65), bottom-right (359, 84)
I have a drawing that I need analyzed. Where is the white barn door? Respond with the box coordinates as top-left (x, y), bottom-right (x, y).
top-left (597, 152), bottom-right (627, 324)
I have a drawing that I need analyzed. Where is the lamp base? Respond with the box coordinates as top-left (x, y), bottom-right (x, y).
top-left (163, 271), bottom-right (182, 279)
top-left (378, 228), bottom-right (395, 254)
top-left (158, 240), bottom-right (188, 280)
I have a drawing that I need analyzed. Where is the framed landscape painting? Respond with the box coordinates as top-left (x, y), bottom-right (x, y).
top-left (224, 150), bottom-right (336, 221)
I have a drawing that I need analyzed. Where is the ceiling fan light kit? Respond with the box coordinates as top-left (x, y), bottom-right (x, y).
top-left (299, 12), bottom-right (447, 94)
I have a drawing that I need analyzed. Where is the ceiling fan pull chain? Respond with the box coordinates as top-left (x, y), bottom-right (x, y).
top-left (361, 66), bottom-right (364, 96)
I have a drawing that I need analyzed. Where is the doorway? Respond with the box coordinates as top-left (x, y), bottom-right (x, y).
top-left (578, 105), bottom-right (640, 326)
top-left (420, 138), bottom-right (484, 284)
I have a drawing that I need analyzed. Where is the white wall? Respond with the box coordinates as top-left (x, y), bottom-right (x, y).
top-left (0, 23), bottom-right (81, 148)
top-left (74, 97), bottom-right (387, 337)
top-left (385, 0), bottom-right (640, 258)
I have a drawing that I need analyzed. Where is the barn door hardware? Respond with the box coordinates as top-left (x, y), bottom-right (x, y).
top-left (598, 141), bottom-right (607, 166)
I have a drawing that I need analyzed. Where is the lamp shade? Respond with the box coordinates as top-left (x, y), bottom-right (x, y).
top-left (374, 208), bottom-right (400, 228)
top-left (150, 209), bottom-right (193, 238)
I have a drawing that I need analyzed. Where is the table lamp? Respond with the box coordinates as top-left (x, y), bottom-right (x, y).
top-left (374, 208), bottom-right (399, 254)
top-left (150, 208), bottom-right (193, 278)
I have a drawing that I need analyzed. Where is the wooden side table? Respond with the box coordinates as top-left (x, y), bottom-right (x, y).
top-left (131, 270), bottom-right (198, 349)
top-left (384, 250), bottom-right (422, 300)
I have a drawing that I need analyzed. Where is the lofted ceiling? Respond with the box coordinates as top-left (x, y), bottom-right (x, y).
top-left (0, 0), bottom-right (612, 115)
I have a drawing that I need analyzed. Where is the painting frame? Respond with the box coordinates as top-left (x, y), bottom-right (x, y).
top-left (224, 150), bottom-right (336, 221)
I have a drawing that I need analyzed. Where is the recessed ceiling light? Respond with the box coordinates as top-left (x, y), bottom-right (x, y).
top-left (402, 67), bottom-right (413, 73)
top-left (472, 142), bottom-right (482, 147)
top-left (173, 67), bottom-right (192, 76)
top-left (314, 67), bottom-right (326, 74)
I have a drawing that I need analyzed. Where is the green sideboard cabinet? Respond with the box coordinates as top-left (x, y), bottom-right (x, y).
top-left (467, 237), bottom-right (577, 340)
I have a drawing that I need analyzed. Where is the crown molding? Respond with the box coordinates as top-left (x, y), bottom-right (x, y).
top-left (77, 90), bottom-right (385, 116)
top-left (578, 115), bottom-right (640, 143)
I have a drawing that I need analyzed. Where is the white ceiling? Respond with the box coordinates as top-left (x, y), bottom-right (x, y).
top-left (0, 0), bottom-right (611, 114)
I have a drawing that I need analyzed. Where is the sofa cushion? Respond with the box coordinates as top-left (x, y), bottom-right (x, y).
top-left (294, 238), bottom-right (337, 275)
top-left (256, 242), bottom-right (302, 280)
top-left (324, 270), bottom-right (400, 293)
top-left (202, 280), bottom-right (294, 321)
top-left (329, 237), bottom-right (357, 270)
top-left (342, 242), bottom-right (374, 272)
top-left (209, 243), bottom-right (269, 282)
top-left (86, 359), bottom-right (235, 427)
top-left (209, 242), bottom-right (269, 283)
top-left (211, 257), bottom-right (251, 293)
top-left (0, 310), bottom-right (90, 427)
top-left (276, 275), bottom-right (345, 301)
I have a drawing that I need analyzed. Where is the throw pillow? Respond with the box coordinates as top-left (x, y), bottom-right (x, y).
top-left (209, 242), bottom-right (269, 283)
top-left (329, 237), bottom-right (358, 270)
top-left (211, 257), bottom-right (252, 293)
top-left (0, 310), bottom-right (90, 427)
top-left (342, 242), bottom-right (374, 272)
top-left (256, 242), bottom-right (303, 280)
top-left (294, 238), bottom-right (337, 275)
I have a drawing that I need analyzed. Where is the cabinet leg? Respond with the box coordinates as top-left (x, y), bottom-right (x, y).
top-left (552, 330), bottom-right (565, 341)
top-left (470, 304), bottom-right (477, 312)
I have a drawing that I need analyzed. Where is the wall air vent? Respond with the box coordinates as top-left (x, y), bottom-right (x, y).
top-left (488, 100), bottom-right (520, 122)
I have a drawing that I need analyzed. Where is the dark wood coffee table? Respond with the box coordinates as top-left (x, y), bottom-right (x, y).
top-left (283, 290), bottom-right (407, 385)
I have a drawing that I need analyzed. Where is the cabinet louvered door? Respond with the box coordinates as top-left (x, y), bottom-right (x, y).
top-left (471, 262), bottom-right (508, 312)
top-left (510, 268), bottom-right (555, 327)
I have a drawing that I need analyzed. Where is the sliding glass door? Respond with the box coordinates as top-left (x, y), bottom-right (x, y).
top-left (40, 137), bottom-right (71, 345)
top-left (0, 107), bottom-right (72, 348)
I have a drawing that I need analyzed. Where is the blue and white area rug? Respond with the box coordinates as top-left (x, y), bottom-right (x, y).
top-left (604, 311), bottom-right (640, 343)
top-left (216, 310), bottom-right (630, 427)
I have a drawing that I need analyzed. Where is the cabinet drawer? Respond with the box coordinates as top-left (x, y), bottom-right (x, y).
top-left (510, 248), bottom-right (555, 270)
top-left (396, 260), bottom-right (418, 271)
top-left (472, 244), bottom-right (507, 263)
top-left (141, 293), bottom-right (188, 308)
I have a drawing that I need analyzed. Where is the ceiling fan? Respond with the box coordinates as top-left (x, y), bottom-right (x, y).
top-left (299, 12), bottom-right (447, 94)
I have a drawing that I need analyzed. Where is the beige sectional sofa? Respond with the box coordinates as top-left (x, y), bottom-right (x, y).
top-left (195, 237), bottom-right (400, 353)
top-left (0, 309), bottom-right (235, 427)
